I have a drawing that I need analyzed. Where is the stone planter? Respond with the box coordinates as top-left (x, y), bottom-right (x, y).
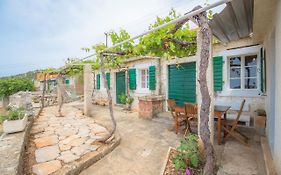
top-left (138, 95), bottom-right (164, 119)
top-left (3, 115), bottom-right (28, 134)
top-left (161, 147), bottom-right (175, 175)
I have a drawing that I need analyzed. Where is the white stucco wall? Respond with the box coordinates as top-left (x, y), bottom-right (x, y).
top-left (261, 0), bottom-right (281, 173)
top-left (273, 1), bottom-right (281, 173)
top-left (213, 41), bottom-right (266, 122)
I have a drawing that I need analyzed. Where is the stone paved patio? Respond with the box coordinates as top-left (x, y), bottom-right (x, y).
top-left (78, 104), bottom-right (181, 175)
top-left (77, 103), bottom-right (266, 175)
top-left (25, 104), bottom-right (119, 175)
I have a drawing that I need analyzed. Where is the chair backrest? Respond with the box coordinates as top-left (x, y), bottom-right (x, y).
top-left (234, 99), bottom-right (246, 123)
top-left (184, 103), bottom-right (197, 115)
top-left (167, 99), bottom-right (176, 111)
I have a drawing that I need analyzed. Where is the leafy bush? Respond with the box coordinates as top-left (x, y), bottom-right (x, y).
top-left (118, 93), bottom-right (134, 105)
top-left (0, 107), bottom-right (25, 121)
top-left (118, 93), bottom-right (127, 104)
top-left (0, 77), bottom-right (33, 98)
top-left (126, 95), bottom-right (134, 105)
top-left (173, 134), bottom-right (200, 170)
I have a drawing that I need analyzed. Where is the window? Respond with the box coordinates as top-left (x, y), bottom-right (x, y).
top-left (140, 69), bottom-right (149, 89)
top-left (229, 54), bottom-right (257, 90)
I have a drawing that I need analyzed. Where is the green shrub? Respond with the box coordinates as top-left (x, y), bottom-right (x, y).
top-left (118, 93), bottom-right (134, 105)
top-left (118, 93), bottom-right (127, 104)
top-left (126, 95), bottom-right (134, 105)
top-left (173, 134), bottom-right (200, 170)
top-left (0, 107), bottom-right (25, 121)
top-left (0, 77), bottom-right (33, 98)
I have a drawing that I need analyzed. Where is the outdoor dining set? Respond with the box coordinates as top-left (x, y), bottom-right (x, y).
top-left (167, 99), bottom-right (250, 145)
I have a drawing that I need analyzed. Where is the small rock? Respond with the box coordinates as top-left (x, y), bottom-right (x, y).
top-left (77, 128), bottom-right (89, 137)
top-left (34, 135), bottom-right (58, 148)
top-left (58, 143), bottom-right (71, 151)
top-left (71, 145), bottom-right (90, 156)
top-left (67, 137), bottom-right (87, 147)
top-left (57, 152), bottom-right (79, 163)
top-left (90, 124), bottom-right (108, 134)
top-left (85, 138), bottom-right (96, 145)
top-left (35, 145), bottom-right (60, 163)
top-left (88, 145), bottom-right (100, 151)
top-left (34, 130), bottom-right (54, 139)
top-left (60, 135), bottom-right (76, 145)
top-left (55, 128), bottom-right (77, 137)
top-left (32, 160), bottom-right (61, 175)
top-left (90, 135), bottom-right (103, 140)
top-left (31, 126), bottom-right (45, 134)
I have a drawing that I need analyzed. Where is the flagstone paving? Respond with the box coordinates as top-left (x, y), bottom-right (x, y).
top-left (26, 104), bottom-right (117, 175)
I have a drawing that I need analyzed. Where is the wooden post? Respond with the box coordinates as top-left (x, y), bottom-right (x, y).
top-left (84, 64), bottom-right (93, 116)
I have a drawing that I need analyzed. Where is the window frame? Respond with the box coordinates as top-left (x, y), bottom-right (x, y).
top-left (228, 54), bottom-right (258, 90)
top-left (139, 68), bottom-right (149, 90)
top-left (215, 45), bottom-right (262, 97)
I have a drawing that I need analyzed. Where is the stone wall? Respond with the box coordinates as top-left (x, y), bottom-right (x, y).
top-left (0, 108), bottom-right (41, 175)
top-left (138, 96), bottom-right (164, 119)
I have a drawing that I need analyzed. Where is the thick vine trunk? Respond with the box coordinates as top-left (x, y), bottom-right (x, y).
top-left (41, 73), bottom-right (47, 108)
top-left (98, 55), bottom-right (117, 142)
top-left (57, 75), bottom-right (64, 117)
top-left (197, 10), bottom-right (215, 175)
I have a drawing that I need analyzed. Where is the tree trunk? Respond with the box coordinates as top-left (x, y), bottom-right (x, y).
top-left (57, 76), bottom-right (64, 117)
top-left (41, 73), bottom-right (47, 108)
top-left (98, 55), bottom-right (117, 142)
top-left (197, 11), bottom-right (215, 175)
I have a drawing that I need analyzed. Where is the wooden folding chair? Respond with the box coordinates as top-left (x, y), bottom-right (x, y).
top-left (184, 103), bottom-right (198, 134)
top-left (167, 99), bottom-right (187, 134)
top-left (222, 99), bottom-right (250, 145)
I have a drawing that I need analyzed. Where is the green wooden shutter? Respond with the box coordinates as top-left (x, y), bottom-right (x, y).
top-left (260, 48), bottom-right (266, 93)
top-left (65, 79), bottom-right (70, 86)
top-left (129, 69), bottom-right (136, 90)
top-left (106, 72), bottom-right (110, 89)
top-left (96, 74), bottom-right (100, 90)
top-left (149, 66), bottom-right (156, 90)
top-left (168, 62), bottom-right (196, 105)
top-left (213, 56), bottom-right (223, 91)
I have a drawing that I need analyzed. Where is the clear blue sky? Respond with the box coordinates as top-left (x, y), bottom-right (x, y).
top-left (0, 0), bottom-right (223, 77)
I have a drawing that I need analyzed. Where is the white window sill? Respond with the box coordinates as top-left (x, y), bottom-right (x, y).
top-left (216, 89), bottom-right (263, 97)
top-left (135, 88), bottom-right (151, 95)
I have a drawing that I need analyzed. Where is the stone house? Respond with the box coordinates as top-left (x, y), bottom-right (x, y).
top-left (35, 72), bottom-right (83, 95)
top-left (92, 0), bottom-right (280, 172)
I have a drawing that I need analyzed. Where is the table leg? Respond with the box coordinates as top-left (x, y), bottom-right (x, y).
top-left (217, 112), bottom-right (222, 145)
top-left (175, 113), bottom-right (179, 134)
top-left (223, 113), bottom-right (227, 139)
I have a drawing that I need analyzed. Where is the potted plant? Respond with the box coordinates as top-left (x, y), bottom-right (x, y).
top-left (161, 134), bottom-right (203, 175)
top-left (126, 95), bottom-right (134, 111)
top-left (2, 106), bottom-right (28, 134)
top-left (118, 93), bottom-right (134, 111)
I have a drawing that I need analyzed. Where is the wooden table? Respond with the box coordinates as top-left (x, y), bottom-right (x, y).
top-left (214, 105), bottom-right (231, 145)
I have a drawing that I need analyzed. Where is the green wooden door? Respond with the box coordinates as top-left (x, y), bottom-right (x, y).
top-left (168, 62), bottom-right (196, 106)
top-left (116, 72), bottom-right (126, 104)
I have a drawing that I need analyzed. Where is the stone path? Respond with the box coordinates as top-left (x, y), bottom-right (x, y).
top-left (28, 104), bottom-right (110, 175)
